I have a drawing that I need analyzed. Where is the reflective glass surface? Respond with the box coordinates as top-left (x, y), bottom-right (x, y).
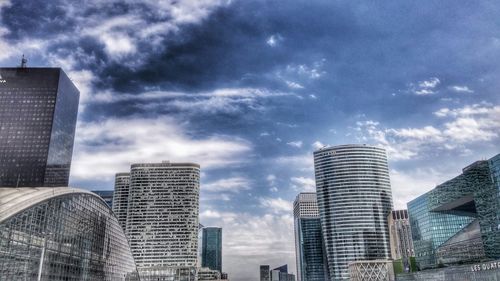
top-left (0, 68), bottom-right (79, 187)
top-left (0, 190), bottom-right (138, 280)
top-left (201, 227), bottom-right (222, 272)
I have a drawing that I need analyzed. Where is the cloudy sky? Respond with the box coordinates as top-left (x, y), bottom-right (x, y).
top-left (1, 0), bottom-right (500, 279)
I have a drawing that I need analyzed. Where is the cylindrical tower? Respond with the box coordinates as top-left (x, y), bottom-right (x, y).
top-left (313, 144), bottom-right (393, 280)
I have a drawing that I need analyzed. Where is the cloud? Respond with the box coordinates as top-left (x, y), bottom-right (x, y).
top-left (266, 34), bottom-right (283, 47)
top-left (312, 140), bottom-right (325, 150)
top-left (411, 77), bottom-right (440, 95)
top-left (285, 80), bottom-right (304, 89)
top-left (286, 60), bottom-right (326, 79)
top-left (290, 176), bottom-right (315, 192)
top-left (286, 140), bottom-right (303, 148)
top-left (354, 103), bottom-right (500, 160)
top-left (71, 116), bottom-right (252, 182)
top-left (449, 85), bottom-right (473, 93)
top-left (203, 177), bottom-right (251, 192)
top-left (259, 197), bottom-right (293, 214)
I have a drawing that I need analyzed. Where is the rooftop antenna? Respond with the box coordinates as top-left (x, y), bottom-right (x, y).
top-left (20, 54), bottom-right (27, 68)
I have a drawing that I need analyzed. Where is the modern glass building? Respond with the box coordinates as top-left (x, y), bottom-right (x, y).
top-left (0, 67), bottom-right (79, 187)
top-left (407, 154), bottom-right (500, 270)
top-left (313, 144), bottom-right (393, 280)
top-left (0, 187), bottom-right (138, 280)
top-left (123, 161), bottom-right (200, 280)
top-left (293, 193), bottom-right (329, 281)
top-left (112, 173), bottom-right (131, 230)
top-left (260, 265), bottom-right (271, 281)
top-left (92, 190), bottom-right (114, 208)
top-left (201, 227), bottom-right (222, 273)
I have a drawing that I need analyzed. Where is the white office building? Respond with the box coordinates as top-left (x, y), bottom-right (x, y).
top-left (314, 145), bottom-right (393, 280)
top-left (118, 161), bottom-right (200, 280)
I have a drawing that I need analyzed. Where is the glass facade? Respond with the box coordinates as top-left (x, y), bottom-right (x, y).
top-left (0, 187), bottom-right (138, 280)
top-left (0, 68), bottom-right (79, 187)
top-left (408, 154), bottom-right (500, 270)
top-left (407, 194), bottom-right (473, 269)
top-left (293, 193), bottom-right (329, 281)
top-left (112, 173), bottom-right (130, 230)
top-left (314, 145), bottom-right (393, 280)
top-left (201, 227), bottom-right (222, 272)
top-left (260, 265), bottom-right (271, 281)
top-left (92, 190), bottom-right (114, 208)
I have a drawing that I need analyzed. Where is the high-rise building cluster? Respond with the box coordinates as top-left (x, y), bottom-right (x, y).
top-left (1, 61), bottom-right (500, 281)
top-left (0, 63), bottom-right (139, 280)
top-left (291, 144), bottom-right (500, 281)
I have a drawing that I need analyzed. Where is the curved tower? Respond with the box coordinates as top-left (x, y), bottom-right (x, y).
top-left (112, 172), bottom-right (131, 230)
top-left (0, 187), bottom-right (138, 280)
top-left (313, 144), bottom-right (393, 280)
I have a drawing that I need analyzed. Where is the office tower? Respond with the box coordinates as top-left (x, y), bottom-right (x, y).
top-left (293, 192), bottom-right (329, 281)
top-left (388, 210), bottom-right (414, 271)
top-left (125, 161), bottom-right (200, 279)
top-left (314, 144), bottom-right (393, 280)
top-left (201, 227), bottom-right (223, 272)
top-left (260, 265), bottom-right (271, 281)
top-left (271, 265), bottom-right (295, 281)
top-left (0, 67), bottom-right (79, 187)
top-left (0, 187), bottom-right (138, 280)
top-left (92, 190), bottom-right (114, 208)
top-left (112, 172), bottom-right (130, 230)
top-left (408, 154), bottom-right (500, 270)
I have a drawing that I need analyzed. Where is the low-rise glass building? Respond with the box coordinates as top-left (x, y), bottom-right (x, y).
top-left (407, 154), bottom-right (500, 270)
top-left (0, 187), bottom-right (138, 280)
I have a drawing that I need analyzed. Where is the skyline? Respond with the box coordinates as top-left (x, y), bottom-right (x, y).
top-left (1, 1), bottom-right (500, 280)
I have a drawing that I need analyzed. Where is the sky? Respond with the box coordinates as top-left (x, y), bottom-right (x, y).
top-left (1, 0), bottom-right (500, 280)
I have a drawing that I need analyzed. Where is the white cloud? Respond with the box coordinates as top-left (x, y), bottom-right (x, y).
top-left (418, 77), bottom-right (440, 89)
top-left (309, 94), bottom-right (317, 99)
top-left (71, 116), bottom-right (252, 181)
top-left (259, 197), bottom-right (293, 214)
top-left (285, 80), bottom-right (304, 89)
top-left (312, 140), bottom-right (325, 150)
top-left (354, 103), bottom-right (500, 160)
top-left (449, 85), bottom-right (474, 94)
top-left (287, 140), bottom-right (303, 148)
top-left (273, 154), bottom-right (314, 172)
top-left (203, 177), bottom-right (251, 192)
top-left (412, 77), bottom-right (440, 95)
top-left (290, 176), bottom-right (315, 192)
top-left (266, 34), bottom-right (283, 47)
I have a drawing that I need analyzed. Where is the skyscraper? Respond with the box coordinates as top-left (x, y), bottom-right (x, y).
top-left (92, 190), bottom-right (114, 208)
top-left (293, 192), bottom-right (329, 281)
top-left (201, 227), bottom-right (222, 272)
top-left (388, 210), bottom-right (414, 271)
top-left (260, 265), bottom-right (271, 281)
top-left (124, 161), bottom-right (200, 279)
top-left (112, 172), bottom-right (131, 230)
top-left (314, 144), bottom-right (393, 280)
top-left (0, 67), bottom-right (79, 187)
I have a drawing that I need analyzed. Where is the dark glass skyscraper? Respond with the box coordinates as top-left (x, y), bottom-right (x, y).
top-left (294, 193), bottom-right (329, 281)
top-left (202, 227), bottom-right (223, 272)
top-left (0, 67), bottom-right (79, 187)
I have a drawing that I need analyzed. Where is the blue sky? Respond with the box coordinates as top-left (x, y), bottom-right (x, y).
top-left (1, 0), bottom-right (499, 280)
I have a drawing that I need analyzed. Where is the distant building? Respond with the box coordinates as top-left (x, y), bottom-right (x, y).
top-left (0, 187), bottom-right (138, 280)
top-left (201, 227), bottom-right (223, 272)
top-left (293, 192), bottom-right (329, 281)
top-left (118, 161), bottom-right (200, 280)
top-left (408, 154), bottom-right (500, 271)
top-left (0, 67), bottom-right (79, 187)
top-left (92, 190), bottom-right (114, 208)
top-left (260, 265), bottom-right (271, 281)
top-left (314, 145), bottom-right (393, 280)
top-left (388, 209), bottom-right (414, 271)
top-left (112, 173), bottom-right (130, 230)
